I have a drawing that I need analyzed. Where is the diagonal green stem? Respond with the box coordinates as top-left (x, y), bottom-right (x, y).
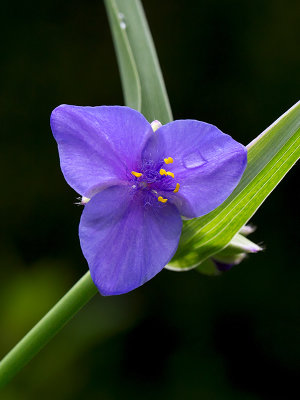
top-left (0, 271), bottom-right (97, 388)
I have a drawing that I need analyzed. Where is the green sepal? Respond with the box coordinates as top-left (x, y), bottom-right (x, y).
top-left (166, 231), bottom-right (261, 273)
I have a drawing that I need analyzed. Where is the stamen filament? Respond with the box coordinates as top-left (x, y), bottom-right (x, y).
top-left (164, 157), bottom-right (173, 164)
top-left (173, 183), bottom-right (180, 193)
top-left (131, 171), bottom-right (143, 178)
top-left (158, 196), bottom-right (168, 203)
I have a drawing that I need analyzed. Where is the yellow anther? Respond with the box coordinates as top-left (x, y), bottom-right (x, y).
top-left (173, 183), bottom-right (180, 193)
top-left (131, 171), bottom-right (143, 178)
top-left (164, 157), bottom-right (173, 164)
top-left (160, 168), bottom-right (174, 178)
top-left (158, 196), bottom-right (168, 203)
top-left (166, 171), bottom-right (175, 178)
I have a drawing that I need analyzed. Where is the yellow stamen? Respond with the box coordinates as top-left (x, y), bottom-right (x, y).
top-left (164, 157), bottom-right (173, 164)
top-left (160, 168), bottom-right (174, 178)
top-left (173, 183), bottom-right (180, 193)
top-left (131, 171), bottom-right (142, 178)
top-left (166, 171), bottom-right (174, 178)
top-left (158, 196), bottom-right (168, 203)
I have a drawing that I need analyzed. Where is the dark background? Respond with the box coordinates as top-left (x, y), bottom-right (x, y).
top-left (1, 0), bottom-right (299, 398)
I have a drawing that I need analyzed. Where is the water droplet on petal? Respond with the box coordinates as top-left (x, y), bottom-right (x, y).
top-left (183, 151), bottom-right (207, 169)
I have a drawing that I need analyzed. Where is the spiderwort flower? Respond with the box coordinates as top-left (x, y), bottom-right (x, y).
top-left (50, 105), bottom-right (247, 296)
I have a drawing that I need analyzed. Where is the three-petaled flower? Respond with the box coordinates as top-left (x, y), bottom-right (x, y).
top-left (50, 105), bottom-right (247, 295)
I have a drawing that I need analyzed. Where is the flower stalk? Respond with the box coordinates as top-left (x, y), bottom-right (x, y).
top-left (0, 271), bottom-right (97, 388)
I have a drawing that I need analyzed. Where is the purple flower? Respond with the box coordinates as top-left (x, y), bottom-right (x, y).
top-left (50, 105), bottom-right (247, 295)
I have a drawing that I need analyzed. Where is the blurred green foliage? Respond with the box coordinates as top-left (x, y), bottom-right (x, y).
top-left (0, 0), bottom-right (299, 398)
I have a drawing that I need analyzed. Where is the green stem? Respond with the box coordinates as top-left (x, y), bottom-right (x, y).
top-left (0, 271), bottom-right (97, 388)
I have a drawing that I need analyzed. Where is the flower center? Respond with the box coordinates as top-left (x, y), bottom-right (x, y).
top-left (130, 156), bottom-right (180, 204)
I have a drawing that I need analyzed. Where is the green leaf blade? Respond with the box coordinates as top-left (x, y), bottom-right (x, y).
top-left (104, 0), bottom-right (142, 111)
top-left (104, 0), bottom-right (173, 124)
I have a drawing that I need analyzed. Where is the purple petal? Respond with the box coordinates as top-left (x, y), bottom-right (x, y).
top-left (79, 185), bottom-right (182, 295)
top-left (213, 252), bottom-right (247, 271)
top-left (213, 260), bottom-right (235, 272)
top-left (50, 105), bottom-right (152, 197)
top-left (143, 120), bottom-right (247, 218)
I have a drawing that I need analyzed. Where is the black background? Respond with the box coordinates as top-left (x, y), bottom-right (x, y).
top-left (0, 0), bottom-right (299, 399)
